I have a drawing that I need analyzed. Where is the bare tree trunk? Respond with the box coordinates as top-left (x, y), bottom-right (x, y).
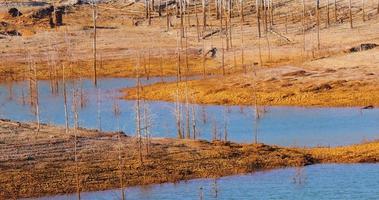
top-left (136, 53), bottom-right (143, 165)
top-left (185, 82), bottom-right (190, 139)
top-left (256, 0), bottom-right (261, 38)
top-left (252, 64), bottom-right (259, 144)
top-left (283, 13), bottom-right (288, 34)
top-left (176, 32), bottom-right (183, 139)
top-left (62, 64), bottom-right (69, 134)
top-left (221, 34), bottom-right (225, 75)
top-left (361, 0), bottom-right (365, 22)
top-left (334, 0), bottom-right (337, 22)
top-left (302, 0), bottom-right (306, 58)
top-left (202, 0), bottom-right (207, 31)
top-left (216, 0), bottom-right (220, 19)
top-left (143, 99), bottom-right (150, 155)
top-left (223, 108), bottom-right (228, 141)
top-left (28, 54), bottom-right (40, 132)
top-left (202, 37), bottom-right (206, 78)
top-left (263, 0), bottom-right (268, 33)
top-left (349, 0), bottom-right (353, 28)
top-left (195, 1), bottom-right (200, 42)
top-left (72, 90), bottom-right (81, 200)
top-left (219, 0), bottom-right (225, 75)
top-left (327, 0), bottom-right (330, 27)
top-left (270, 0), bottom-right (274, 26)
top-left (166, 1), bottom-right (170, 31)
top-left (180, 0), bottom-right (185, 38)
top-left (176, 32), bottom-right (182, 81)
top-left (240, 0), bottom-right (244, 22)
top-left (92, 2), bottom-right (98, 87)
top-left (316, 0), bottom-right (320, 50)
top-left (33, 62), bottom-right (40, 132)
top-left (185, 28), bottom-right (189, 74)
top-left (240, 13), bottom-right (245, 73)
top-left (228, 0), bottom-right (232, 48)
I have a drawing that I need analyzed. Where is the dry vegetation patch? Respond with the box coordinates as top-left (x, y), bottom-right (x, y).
top-left (0, 119), bottom-right (378, 199)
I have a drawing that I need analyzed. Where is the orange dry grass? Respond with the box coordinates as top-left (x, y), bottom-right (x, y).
top-left (308, 141), bottom-right (379, 163)
top-left (0, 119), bottom-right (378, 199)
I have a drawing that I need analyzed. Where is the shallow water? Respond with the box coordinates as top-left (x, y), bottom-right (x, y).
top-left (0, 78), bottom-right (378, 146)
top-left (31, 164), bottom-right (379, 200)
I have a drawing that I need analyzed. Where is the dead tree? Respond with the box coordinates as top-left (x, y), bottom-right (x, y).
top-left (240, 0), bottom-right (244, 22)
top-left (62, 64), bottom-right (69, 134)
top-left (202, 36), bottom-right (206, 78)
top-left (195, 1), bottom-right (201, 42)
top-left (185, 81), bottom-right (191, 139)
top-left (142, 98), bottom-right (151, 155)
top-left (361, 0), bottom-right (365, 22)
top-left (334, 0), bottom-right (337, 22)
top-left (327, 0), bottom-right (330, 27)
top-left (28, 54), bottom-right (40, 132)
top-left (256, 0), bottom-right (262, 37)
top-left (166, 1), bottom-right (170, 31)
top-left (302, 0), bottom-right (306, 58)
top-left (202, 0), bottom-right (207, 31)
top-left (316, 0), bottom-right (320, 50)
top-left (175, 32), bottom-right (183, 139)
top-left (91, 1), bottom-right (98, 87)
top-left (240, 13), bottom-right (245, 73)
top-left (349, 0), bottom-right (353, 28)
top-left (112, 96), bottom-right (125, 200)
top-left (252, 64), bottom-right (259, 144)
top-left (72, 89), bottom-right (81, 200)
top-left (136, 52), bottom-right (144, 164)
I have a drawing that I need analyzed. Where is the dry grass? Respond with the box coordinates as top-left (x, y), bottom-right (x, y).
top-left (1, 0), bottom-right (379, 83)
top-left (123, 48), bottom-right (379, 107)
top-left (0, 119), bottom-right (378, 199)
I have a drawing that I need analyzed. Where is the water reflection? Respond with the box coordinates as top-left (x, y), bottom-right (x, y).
top-left (0, 78), bottom-right (378, 146)
top-left (30, 164), bottom-right (379, 200)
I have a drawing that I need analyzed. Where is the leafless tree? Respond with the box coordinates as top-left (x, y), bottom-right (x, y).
top-left (361, 0), bottom-right (365, 22)
top-left (28, 53), bottom-right (40, 132)
top-left (136, 52), bottom-right (144, 164)
top-left (62, 64), bottom-right (69, 134)
top-left (202, 0), bottom-right (207, 31)
top-left (91, 0), bottom-right (98, 87)
top-left (256, 0), bottom-right (262, 38)
top-left (316, 0), bottom-right (320, 50)
top-left (72, 89), bottom-right (81, 200)
top-left (349, 0), bottom-right (353, 28)
top-left (113, 93), bottom-right (125, 200)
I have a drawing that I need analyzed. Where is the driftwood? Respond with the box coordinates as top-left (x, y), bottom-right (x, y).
top-left (202, 29), bottom-right (221, 39)
top-left (269, 29), bottom-right (291, 43)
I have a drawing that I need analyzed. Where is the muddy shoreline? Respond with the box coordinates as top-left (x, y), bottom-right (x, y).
top-left (0, 119), bottom-right (378, 199)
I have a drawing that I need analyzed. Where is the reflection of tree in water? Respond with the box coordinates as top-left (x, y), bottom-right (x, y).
top-left (212, 178), bottom-right (219, 198)
top-left (293, 167), bottom-right (307, 186)
top-left (199, 186), bottom-right (204, 200)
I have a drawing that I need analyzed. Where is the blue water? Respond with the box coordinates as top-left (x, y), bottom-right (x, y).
top-left (32, 164), bottom-right (379, 200)
top-left (0, 78), bottom-right (378, 146)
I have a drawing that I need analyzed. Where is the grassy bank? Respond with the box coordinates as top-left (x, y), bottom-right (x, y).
top-left (0, 119), bottom-right (378, 199)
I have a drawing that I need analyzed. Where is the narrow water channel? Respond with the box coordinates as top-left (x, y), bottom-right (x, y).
top-left (0, 78), bottom-right (378, 146)
top-left (30, 164), bottom-right (379, 200)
